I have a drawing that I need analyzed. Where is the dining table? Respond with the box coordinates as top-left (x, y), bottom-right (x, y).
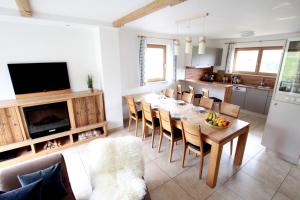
top-left (127, 92), bottom-right (250, 188)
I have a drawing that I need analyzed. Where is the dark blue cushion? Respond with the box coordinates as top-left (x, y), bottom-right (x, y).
top-left (0, 179), bottom-right (42, 200)
top-left (18, 162), bottom-right (67, 200)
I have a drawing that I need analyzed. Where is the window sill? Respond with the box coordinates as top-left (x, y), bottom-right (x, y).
top-left (146, 80), bottom-right (169, 85)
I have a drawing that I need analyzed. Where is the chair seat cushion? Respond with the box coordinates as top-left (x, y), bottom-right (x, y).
top-left (132, 110), bottom-right (143, 119)
top-left (194, 94), bottom-right (203, 98)
top-left (146, 118), bottom-right (160, 128)
top-left (163, 127), bottom-right (182, 140)
top-left (209, 97), bottom-right (222, 103)
top-left (188, 142), bottom-right (211, 154)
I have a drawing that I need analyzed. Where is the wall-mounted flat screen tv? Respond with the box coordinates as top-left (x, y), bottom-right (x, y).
top-left (8, 62), bottom-right (71, 95)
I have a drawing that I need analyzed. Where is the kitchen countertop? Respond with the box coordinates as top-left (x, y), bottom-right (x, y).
top-left (180, 79), bottom-right (274, 91)
top-left (180, 79), bottom-right (233, 88)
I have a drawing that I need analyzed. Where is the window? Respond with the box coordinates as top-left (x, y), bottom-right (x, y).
top-left (145, 44), bottom-right (166, 82)
top-left (233, 47), bottom-right (283, 75)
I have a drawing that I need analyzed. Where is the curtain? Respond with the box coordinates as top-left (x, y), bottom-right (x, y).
top-left (173, 55), bottom-right (177, 81)
top-left (138, 36), bottom-right (147, 86)
top-left (225, 43), bottom-right (234, 73)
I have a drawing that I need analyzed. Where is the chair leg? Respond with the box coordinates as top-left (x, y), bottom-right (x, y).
top-left (128, 117), bottom-right (132, 132)
top-left (182, 145), bottom-right (187, 167)
top-left (199, 155), bottom-right (204, 179)
top-left (142, 122), bottom-right (146, 140)
top-left (151, 128), bottom-right (155, 148)
top-left (135, 119), bottom-right (139, 137)
top-left (230, 140), bottom-right (233, 156)
top-left (158, 132), bottom-right (163, 153)
top-left (169, 141), bottom-right (174, 163)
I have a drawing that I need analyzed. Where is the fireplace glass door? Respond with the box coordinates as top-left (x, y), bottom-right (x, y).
top-left (23, 102), bottom-right (71, 139)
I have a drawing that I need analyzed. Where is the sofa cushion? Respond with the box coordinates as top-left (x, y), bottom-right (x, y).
top-left (0, 179), bottom-right (42, 200)
top-left (18, 162), bottom-right (67, 200)
top-left (0, 154), bottom-right (75, 200)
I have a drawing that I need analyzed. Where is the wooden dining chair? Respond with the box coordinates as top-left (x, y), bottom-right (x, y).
top-left (181, 92), bottom-right (193, 104)
top-left (199, 97), bottom-right (214, 110)
top-left (141, 101), bottom-right (160, 148)
top-left (177, 84), bottom-right (183, 100)
top-left (181, 120), bottom-right (211, 179)
top-left (202, 88), bottom-right (222, 103)
top-left (220, 102), bottom-right (241, 155)
top-left (164, 88), bottom-right (174, 98)
top-left (158, 109), bottom-right (183, 162)
top-left (126, 97), bottom-right (142, 137)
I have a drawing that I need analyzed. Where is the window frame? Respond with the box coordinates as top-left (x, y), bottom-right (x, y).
top-left (145, 44), bottom-right (167, 82)
top-left (233, 46), bottom-right (283, 76)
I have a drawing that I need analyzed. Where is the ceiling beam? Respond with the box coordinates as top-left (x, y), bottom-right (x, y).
top-left (112, 0), bottom-right (186, 27)
top-left (15, 0), bottom-right (32, 17)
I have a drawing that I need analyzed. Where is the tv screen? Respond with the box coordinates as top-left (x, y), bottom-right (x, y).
top-left (8, 62), bottom-right (71, 95)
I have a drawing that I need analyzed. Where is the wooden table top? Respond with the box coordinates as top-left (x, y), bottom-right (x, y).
top-left (130, 93), bottom-right (250, 144)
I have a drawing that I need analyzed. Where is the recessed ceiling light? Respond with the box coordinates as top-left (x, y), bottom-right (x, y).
top-left (65, 24), bottom-right (71, 27)
top-left (272, 2), bottom-right (291, 10)
top-left (240, 30), bottom-right (255, 37)
top-left (276, 16), bottom-right (297, 21)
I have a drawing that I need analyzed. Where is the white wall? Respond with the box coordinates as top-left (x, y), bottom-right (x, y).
top-left (119, 28), bottom-right (187, 96)
top-left (0, 21), bottom-right (102, 100)
top-left (98, 27), bottom-right (123, 129)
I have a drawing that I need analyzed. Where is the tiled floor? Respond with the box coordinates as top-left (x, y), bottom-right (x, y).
top-left (61, 111), bottom-right (300, 200)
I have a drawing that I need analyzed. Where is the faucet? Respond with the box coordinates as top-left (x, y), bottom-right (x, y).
top-left (260, 78), bottom-right (265, 87)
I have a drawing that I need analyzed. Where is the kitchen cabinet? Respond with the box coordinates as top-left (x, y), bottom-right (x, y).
top-left (231, 86), bottom-right (246, 108)
top-left (244, 88), bottom-right (269, 114)
top-left (264, 91), bottom-right (273, 114)
top-left (191, 47), bottom-right (223, 67)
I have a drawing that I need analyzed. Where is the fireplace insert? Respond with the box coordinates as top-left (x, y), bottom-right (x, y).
top-left (23, 102), bottom-right (71, 139)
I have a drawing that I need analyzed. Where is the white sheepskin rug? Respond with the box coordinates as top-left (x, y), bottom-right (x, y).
top-left (88, 136), bottom-right (146, 200)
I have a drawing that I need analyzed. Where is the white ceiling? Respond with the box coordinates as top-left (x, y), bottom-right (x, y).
top-left (0, 0), bottom-right (299, 38)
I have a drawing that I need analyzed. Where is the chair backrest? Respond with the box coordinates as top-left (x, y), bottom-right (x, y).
top-left (220, 102), bottom-right (240, 118)
top-left (159, 109), bottom-right (173, 134)
top-left (181, 120), bottom-right (204, 154)
top-left (201, 88), bottom-right (209, 98)
top-left (164, 88), bottom-right (174, 98)
top-left (199, 97), bottom-right (214, 109)
top-left (177, 84), bottom-right (182, 100)
top-left (182, 92), bottom-right (193, 104)
top-left (141, 101), bottom-right (153, 123)
top-left (126, 97), bottom-right (137, 117)
top-left (189, 85), bottom-right (195, 96)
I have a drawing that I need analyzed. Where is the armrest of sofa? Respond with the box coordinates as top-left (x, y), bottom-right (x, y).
top-left (0, 153), bottom-right (75, 200)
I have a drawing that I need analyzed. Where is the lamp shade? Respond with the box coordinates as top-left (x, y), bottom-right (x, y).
top-left (185, 36), bottom-right (192, 54)
top-left (174, 40), bottom-right (180, 56)
top-left (198, 36), bottom-right (206, 54)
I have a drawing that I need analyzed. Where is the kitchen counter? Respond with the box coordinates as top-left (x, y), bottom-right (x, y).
top-left (180, 79), bottom-right (274, 91)
top-left (181, 79), bottom-right (232, 88)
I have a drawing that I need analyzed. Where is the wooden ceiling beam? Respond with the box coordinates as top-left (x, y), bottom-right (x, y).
top-left (15, 0), bottom-right (32, 17)
top-left (112, 0), bottom-right (186, 27)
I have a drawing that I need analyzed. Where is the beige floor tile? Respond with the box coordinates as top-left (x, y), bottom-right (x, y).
top-left (150, 180), bottom-right (194, 200)
top-left (207, 186), bottom-right (242, 200)
top-left (174, 163), bottom-right (218, 200)
top-left (225, 171), bottom-right (276, 200)
top-left (272, 192), bottom-right (291, 200)
top-left (241, 158), bottom-right (289, 189)
top-left (278, 167), bottom-right (300, 200)
top-left (153, 148), bottom-right (192, 178)
top-left (144, 161), bottom-right (170, 191)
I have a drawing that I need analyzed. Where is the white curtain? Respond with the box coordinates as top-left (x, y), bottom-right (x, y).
top-left (225, 43), bottom-right (234, 73)
top-left (138, 36), bottom-right (147, 86)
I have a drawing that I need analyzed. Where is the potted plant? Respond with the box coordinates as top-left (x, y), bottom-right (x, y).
top-left (87, 75), bottom-right (94, 92)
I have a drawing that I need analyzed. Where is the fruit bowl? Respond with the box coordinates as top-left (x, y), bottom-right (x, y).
top-left (205, 111), bottom-right (230, 129)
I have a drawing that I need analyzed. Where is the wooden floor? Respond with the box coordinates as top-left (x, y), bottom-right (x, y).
top-left (31, 111), bottom-right (299, 200)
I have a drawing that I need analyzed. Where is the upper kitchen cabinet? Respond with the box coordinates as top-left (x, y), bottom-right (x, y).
top-left (191, 47), bottom-right (223, 67)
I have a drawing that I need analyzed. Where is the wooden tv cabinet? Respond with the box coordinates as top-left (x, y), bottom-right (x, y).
top-left (0, 90), bottom-right (107, 167)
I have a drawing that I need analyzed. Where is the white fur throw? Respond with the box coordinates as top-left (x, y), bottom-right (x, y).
top-left (88, 136), bottom-right (146, 200)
